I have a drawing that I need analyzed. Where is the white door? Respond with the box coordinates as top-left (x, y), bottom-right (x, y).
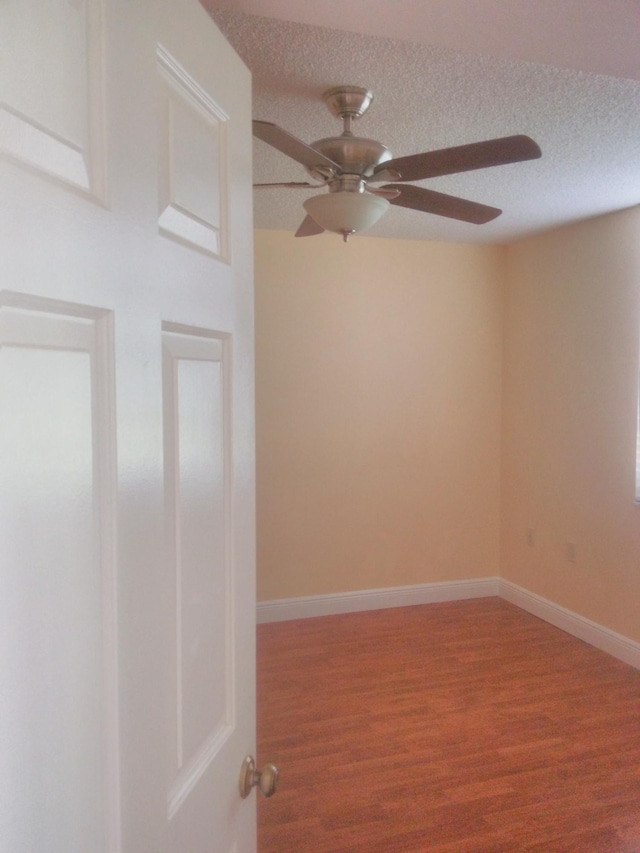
top-left (0, 2), bottom-right (256, 852)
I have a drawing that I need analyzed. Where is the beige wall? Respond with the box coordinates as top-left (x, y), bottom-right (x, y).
top-left (502, 208), bottom-right (640, 642)
top-left (255, 230), bottom-right (505, 601)
top-left (255, 210), bottom-right (640, 642)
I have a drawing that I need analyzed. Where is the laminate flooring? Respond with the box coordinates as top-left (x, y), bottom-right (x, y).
top-left (257, 597), bottom-right (640, 852)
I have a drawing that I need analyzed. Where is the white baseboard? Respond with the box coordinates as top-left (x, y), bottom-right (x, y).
top-left (499, 579), bottom-right (640, 670)
top-left (256, 577), bottom-right (500, 624)
top-left (257, 576), bottom-right (640, 671)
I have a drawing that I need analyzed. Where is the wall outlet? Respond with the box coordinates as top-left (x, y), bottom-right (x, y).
top-left (566, 541), bottom-right (577, 563)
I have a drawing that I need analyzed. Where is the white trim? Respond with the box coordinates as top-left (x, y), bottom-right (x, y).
top-left (256, 576), bottom-right (640, 671)
top-left (256, 577), bottom-right (500, 624)
top-left (499, 579), bottom-right (640, 670)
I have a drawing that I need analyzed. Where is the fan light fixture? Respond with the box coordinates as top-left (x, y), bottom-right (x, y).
top-left (303, 191), bottom-right (389, 242)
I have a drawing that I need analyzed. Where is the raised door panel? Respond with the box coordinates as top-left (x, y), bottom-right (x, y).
top-left (0, 0), bottom-right (106, 198)
top-left (162, 325), bottom-right (240, 853)
top-left (0, 293), bottom-right (118, 853)
top-left (157, 48), bottom-right (229, 259)
top-left (163, 327), bottom-right (232, 822)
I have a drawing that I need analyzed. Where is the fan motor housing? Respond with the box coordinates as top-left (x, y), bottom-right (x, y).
top-left (307, 136), bottom-right (392, 179)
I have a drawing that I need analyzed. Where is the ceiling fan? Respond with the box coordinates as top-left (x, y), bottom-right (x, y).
top-left (253, 85), bottom-right (542, 242)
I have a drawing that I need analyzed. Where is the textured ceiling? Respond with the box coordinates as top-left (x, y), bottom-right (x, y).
top-left (206, 2), bottom-right (640, 243)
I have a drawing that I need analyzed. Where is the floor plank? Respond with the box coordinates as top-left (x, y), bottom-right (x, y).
top-left (257, 598), bottom-right (640, 852)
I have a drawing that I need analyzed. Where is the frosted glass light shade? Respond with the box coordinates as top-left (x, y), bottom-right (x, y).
top-left (304, 191), bottom-right (389, 237)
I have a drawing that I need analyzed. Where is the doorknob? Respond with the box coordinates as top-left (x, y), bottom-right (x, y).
top-left (239, 755), bottom-right (279, 799)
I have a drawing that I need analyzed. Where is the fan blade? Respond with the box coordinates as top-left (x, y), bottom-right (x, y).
top-left (253, 120), bottom-right (340, 173)
top-left (295, 215), bottom-right (325, 237)
top-left (375, 135), bottom-right (541, 182)
top-left (254, 181), bottom-right (318, 188)
top-left (385, 184), bottom-right (501, 224)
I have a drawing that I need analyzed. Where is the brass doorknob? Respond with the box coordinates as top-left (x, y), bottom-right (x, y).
top-left (239, 755), bottom-right (279, 799)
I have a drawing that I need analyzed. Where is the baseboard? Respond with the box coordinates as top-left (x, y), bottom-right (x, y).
top-left (256, 577), bottom-right (500, 624)
top-left (499, 579), bottom-right (640, 670)
top-left (257, 576), bottom-right (640, 671)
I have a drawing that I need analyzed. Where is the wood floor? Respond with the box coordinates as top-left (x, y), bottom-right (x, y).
top-left (256, 597), bottom-right (640, 853)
